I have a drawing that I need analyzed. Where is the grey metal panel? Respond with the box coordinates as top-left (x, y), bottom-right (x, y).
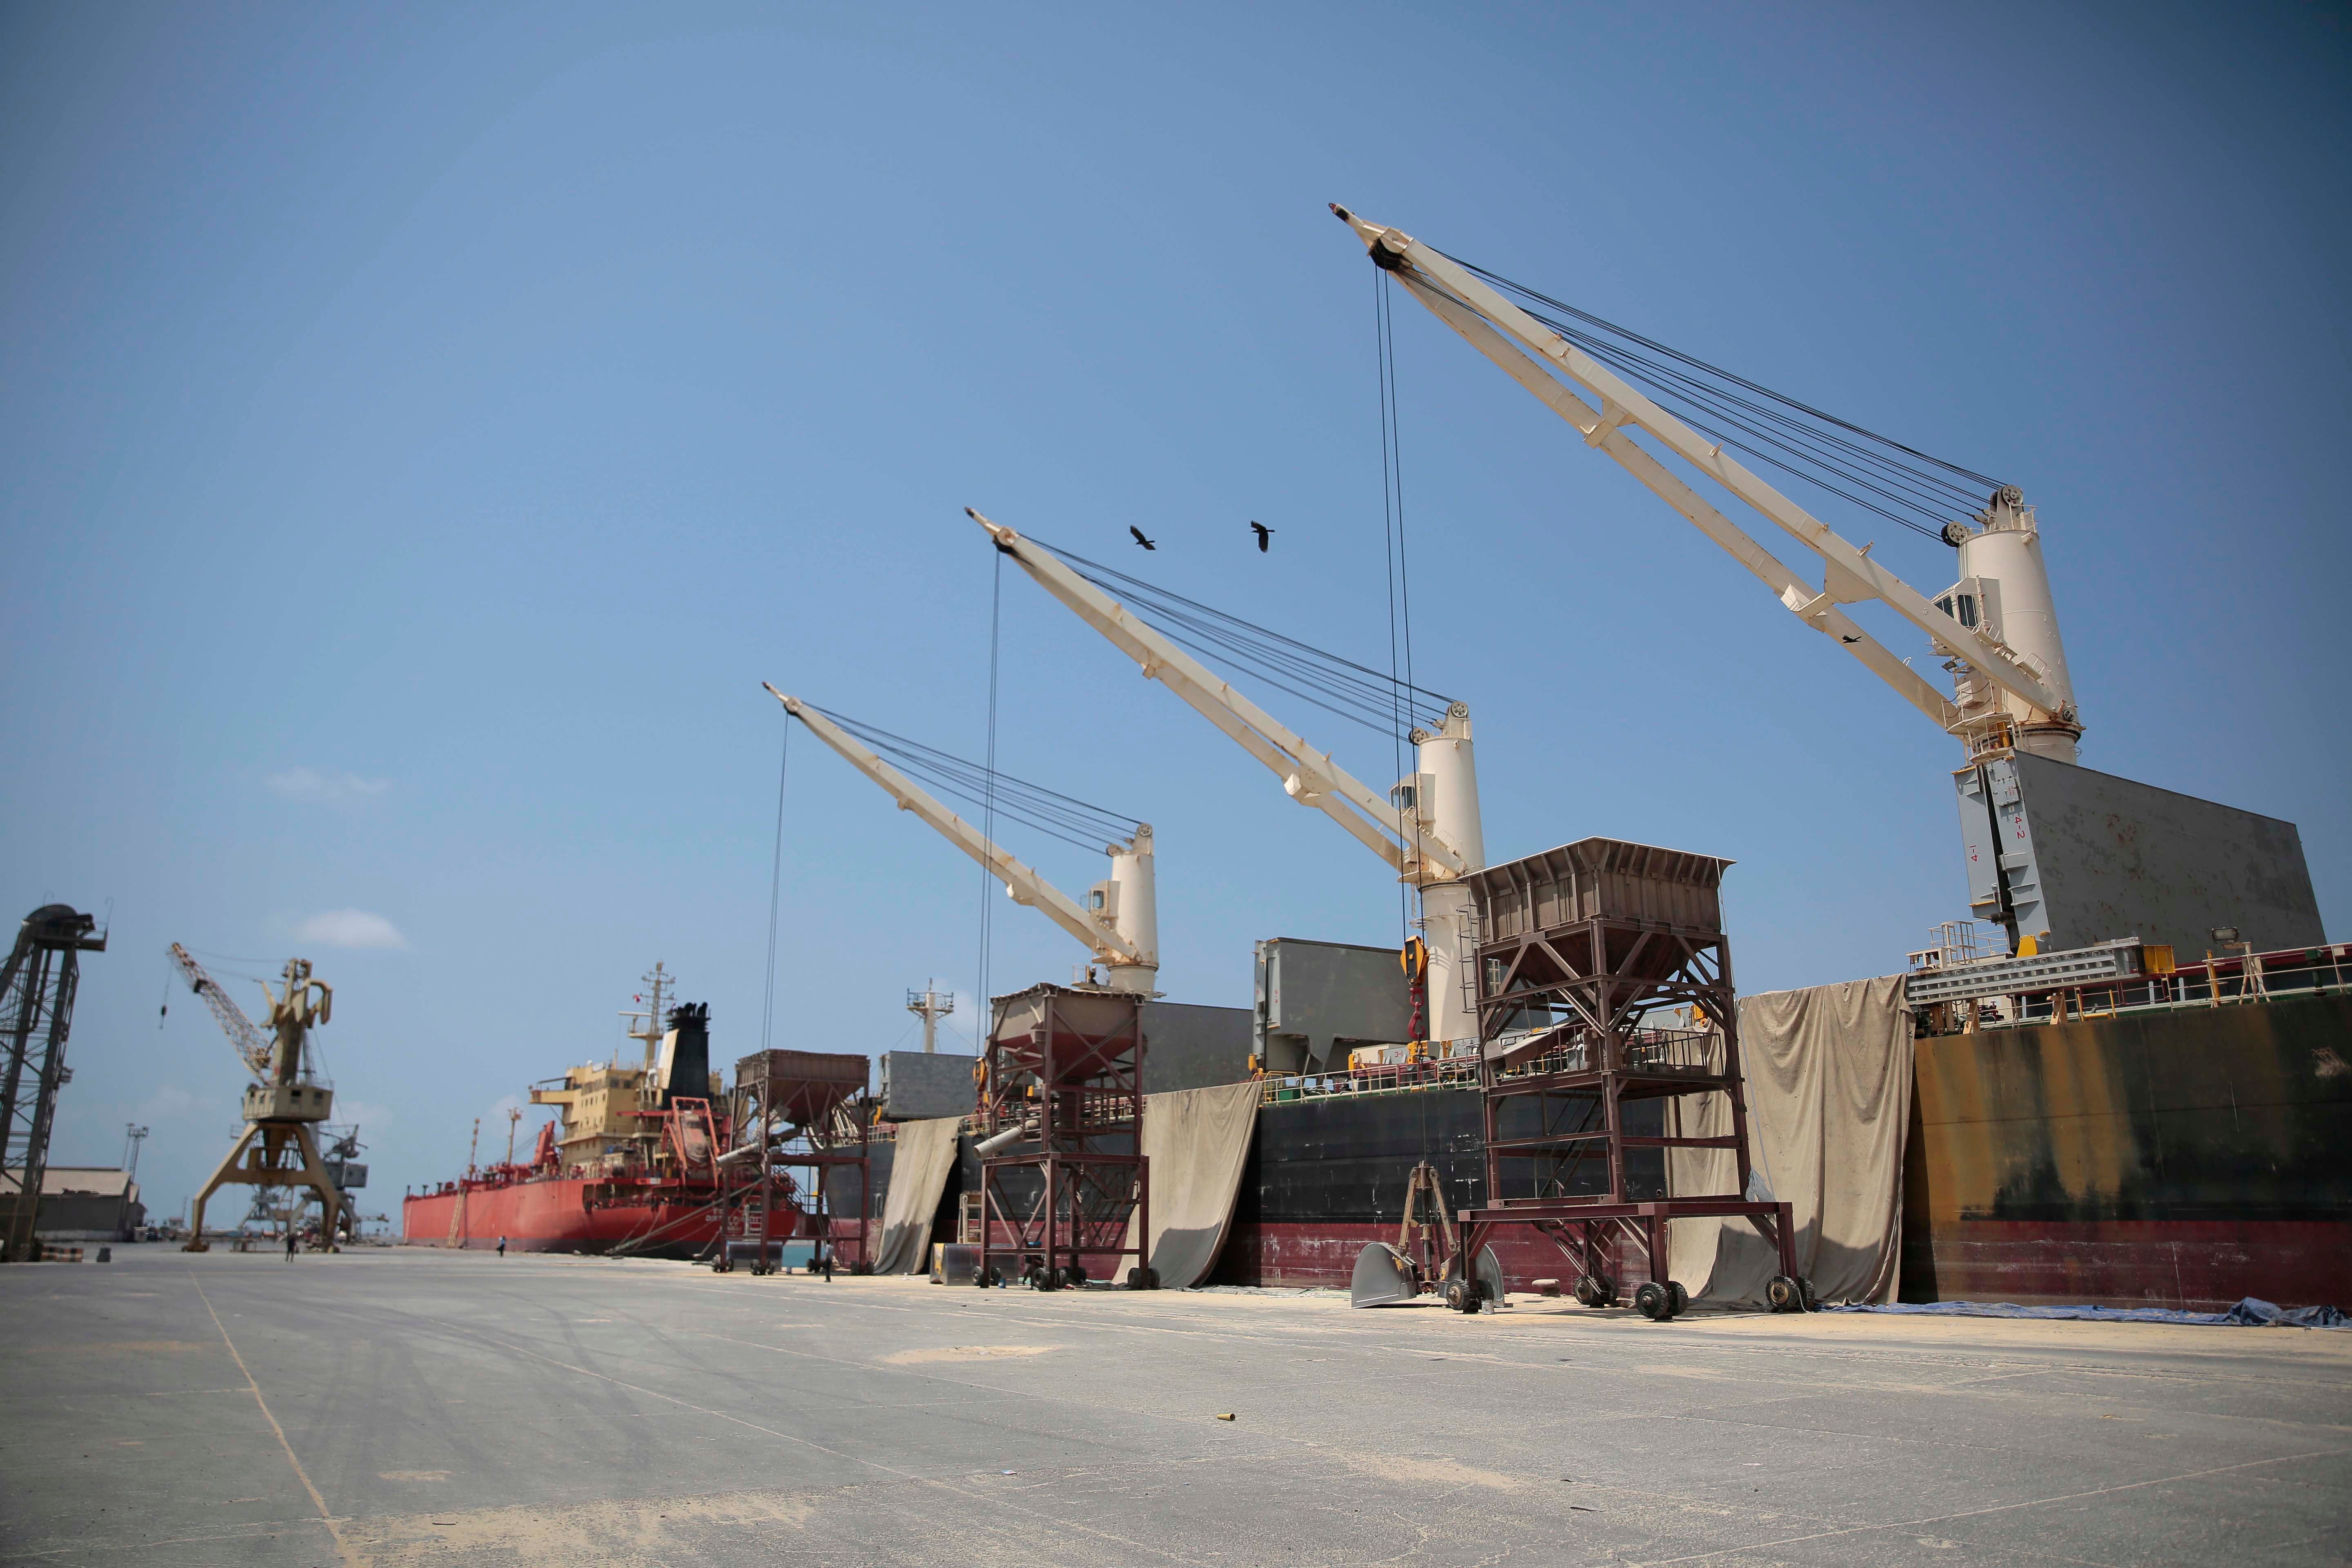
top-left (1252, 938), bottom-right (1411, 1074)
top-left (878, 1050), bottom-right (977, 1121)
top-left (1986, 756), bottom-right (2052, 943)
top-left (1138, 1000), bottom-right (1254, 1093)
top-left (2006, 754), bottom-right (2325, 955)
top-left (1953, 765), bottom-right (2005, 919)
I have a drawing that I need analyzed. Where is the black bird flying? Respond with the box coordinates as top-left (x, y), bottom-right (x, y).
top-left (1129, 526), bottom-right (1157, 551)
top-left (1250, 521), bottom-right (1274, 553)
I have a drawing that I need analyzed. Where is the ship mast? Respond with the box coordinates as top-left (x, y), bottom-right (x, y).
top-left (621, 962), bottom-right (671, 1073)
top-left (906, 981), bottom-right (955, 1054)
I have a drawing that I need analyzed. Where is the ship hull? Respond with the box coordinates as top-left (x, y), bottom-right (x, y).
top-left (403, 1178), bottom-right (722, 1259)
top-left (1201, 993), bottom-right (2351, 1309)
top-left (1903, 992), bottom-right (2352, 1312)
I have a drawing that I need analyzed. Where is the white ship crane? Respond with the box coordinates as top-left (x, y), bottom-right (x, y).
top-left (1329, 206), bottom-right (2082, 767)
top-left (763, 685), bottom-right (1159, 995)
top-left (966, 510), bottom-right (1488, 1045)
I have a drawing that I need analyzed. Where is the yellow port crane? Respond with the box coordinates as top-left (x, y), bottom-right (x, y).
top-left (169, 945), bottom-right (344, 1252)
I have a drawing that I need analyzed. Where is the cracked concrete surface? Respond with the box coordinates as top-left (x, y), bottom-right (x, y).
top-left (2, 1245), bottom-right (2346, 1565)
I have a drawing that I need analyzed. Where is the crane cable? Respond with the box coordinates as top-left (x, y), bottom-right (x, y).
top-left (804, 704), bottom-right (1140, 853)
top-left (976, 547), bottom-right (1004, 1026)
top-left (1376, 267), bottom-right (1421, 950)
top-left (1431, 252), bottom-right (2008, 543)
top-left (760, 711), bottom-right (791, 1056)
top-left (1036, 541), bottom-right (1455, 742)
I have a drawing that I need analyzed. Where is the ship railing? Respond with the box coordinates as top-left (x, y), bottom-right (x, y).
top-left (1259, 1057), bottom-right (1480, 1105)
top-left (1921, 940), bottom-right (2352, 1035)
top-left (1488, 1026), bottom-right (1718, 1082)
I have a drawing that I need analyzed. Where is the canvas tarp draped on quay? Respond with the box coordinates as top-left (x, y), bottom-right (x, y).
top-left (1667, 973), bottom-right (1914, 1305)
top-left (1125, 1080), bottom-right (1261, 1288)
top-left (873, 1116), bottom-right (960, 1274)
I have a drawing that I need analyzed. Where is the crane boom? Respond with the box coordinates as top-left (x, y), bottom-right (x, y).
top-left (764, 685), bottom-right (1158, 991)
top-left (967, 510), bottom-right (1468, 882)
top-left (168, 943), bottom-right (273, 1078)
top-left (971, 509), bottom-right (1492, 1046)
top-left (1332, 207), bottom-right (2077, 751)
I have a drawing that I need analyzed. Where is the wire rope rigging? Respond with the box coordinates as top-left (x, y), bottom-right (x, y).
top-left (1028, 538), bottom-right (1455, 743)
top-left (803, 702), bottom-right (1142, 857)
top-left (1434, 251), bottom-right (2007, 544)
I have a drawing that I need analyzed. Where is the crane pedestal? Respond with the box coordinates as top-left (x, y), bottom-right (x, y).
top-left (180, 956), bottom-right (341, 1253)
top-left (1455, 840), bottom-right (1805, 1318)
top-left (977, 984), bottom-right (1151, 1290)
top-left (184, 1103), bottom-right (342, 1253)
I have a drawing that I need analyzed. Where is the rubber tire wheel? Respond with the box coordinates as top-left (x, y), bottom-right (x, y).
top-left (1798, 1276), bottom-right (1820, 1312)
top-left (1126, 1266), bottom-right (1159, 1290)
top-left (1634, 1281), bottom-right (1670, 1321)
top-left (1766, 1274), bottom-right (1802, 1313)
top-left (1060, 1264), bottom-right (1087, 1289)
top-left (1029, 1267), bottom-right (1054, 1292)
top-left (1667, 1281), bottom-right (1688, 1317)
top-left (1455, 1280), bottom-right (1487, 1314)
top-left (1443, 1278), bottom-right (1469, 1311)
top-left (1573, 1275), bottom-right (1608, 1308)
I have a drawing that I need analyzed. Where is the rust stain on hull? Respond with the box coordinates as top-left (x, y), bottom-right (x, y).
top-left (1905, 994), bottom-right (2352, 1310)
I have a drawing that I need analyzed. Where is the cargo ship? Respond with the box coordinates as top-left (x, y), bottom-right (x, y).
top-left (1212, 948), bottom-right (2352, 1310)
top-left (859, 938), bottom-right (2351, 1312)
top-left (403, 969), bottom-right (886, 1259)
top-left (403, 970), bottom-right (736, 1256)
top-left (405, 935), bottom-right (2348, 1309)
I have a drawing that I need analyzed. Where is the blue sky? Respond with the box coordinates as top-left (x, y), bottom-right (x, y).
top-left (4, 2), bottom-right (2345, 1222)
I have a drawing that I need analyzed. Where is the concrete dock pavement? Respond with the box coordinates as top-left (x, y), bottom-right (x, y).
top-left (2, 1244), bottom-right (2348, 1566)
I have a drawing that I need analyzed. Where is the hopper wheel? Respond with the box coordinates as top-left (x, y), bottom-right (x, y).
top-left (1634, 1281), bottom-right (1683, 1321)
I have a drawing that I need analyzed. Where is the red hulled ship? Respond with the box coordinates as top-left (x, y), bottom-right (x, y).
top-left (403, 967), bottom-right (873, 1261)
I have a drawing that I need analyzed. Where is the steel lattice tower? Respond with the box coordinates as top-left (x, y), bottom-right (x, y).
top-left (0, 906), bottom-right (106, 1263)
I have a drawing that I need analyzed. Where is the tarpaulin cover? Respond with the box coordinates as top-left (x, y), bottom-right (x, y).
top-left (873, 1116), bottom-right (960, 1274)
top-left (1667, 974), bottom-right (1913, 1305)
top-left (1124, 1080), bottom-right (1261, 1288)
top-left (1830, 1298), bottom-right (2349, 1328)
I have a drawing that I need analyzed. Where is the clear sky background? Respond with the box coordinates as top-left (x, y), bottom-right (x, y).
top-left (4, 2), bottom-right (2345, 1224)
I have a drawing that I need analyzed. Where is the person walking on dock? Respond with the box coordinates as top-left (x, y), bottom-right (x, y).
top-left (497, 1235), bottom-right (507, 1259)
top-left (284, 1230), bottom-right (297, 1261)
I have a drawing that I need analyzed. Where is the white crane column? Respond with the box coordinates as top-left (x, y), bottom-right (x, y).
top-left (1090, 825), bottom-right (1159, 996)
top-left (1407, 704), bottom-right (1486, 1044)
top-left (1953, 489), bottom-right (2080, 763)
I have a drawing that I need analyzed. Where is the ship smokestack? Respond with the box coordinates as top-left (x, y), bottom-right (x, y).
top-left (661, 1002), bottom-right (711, 1106)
